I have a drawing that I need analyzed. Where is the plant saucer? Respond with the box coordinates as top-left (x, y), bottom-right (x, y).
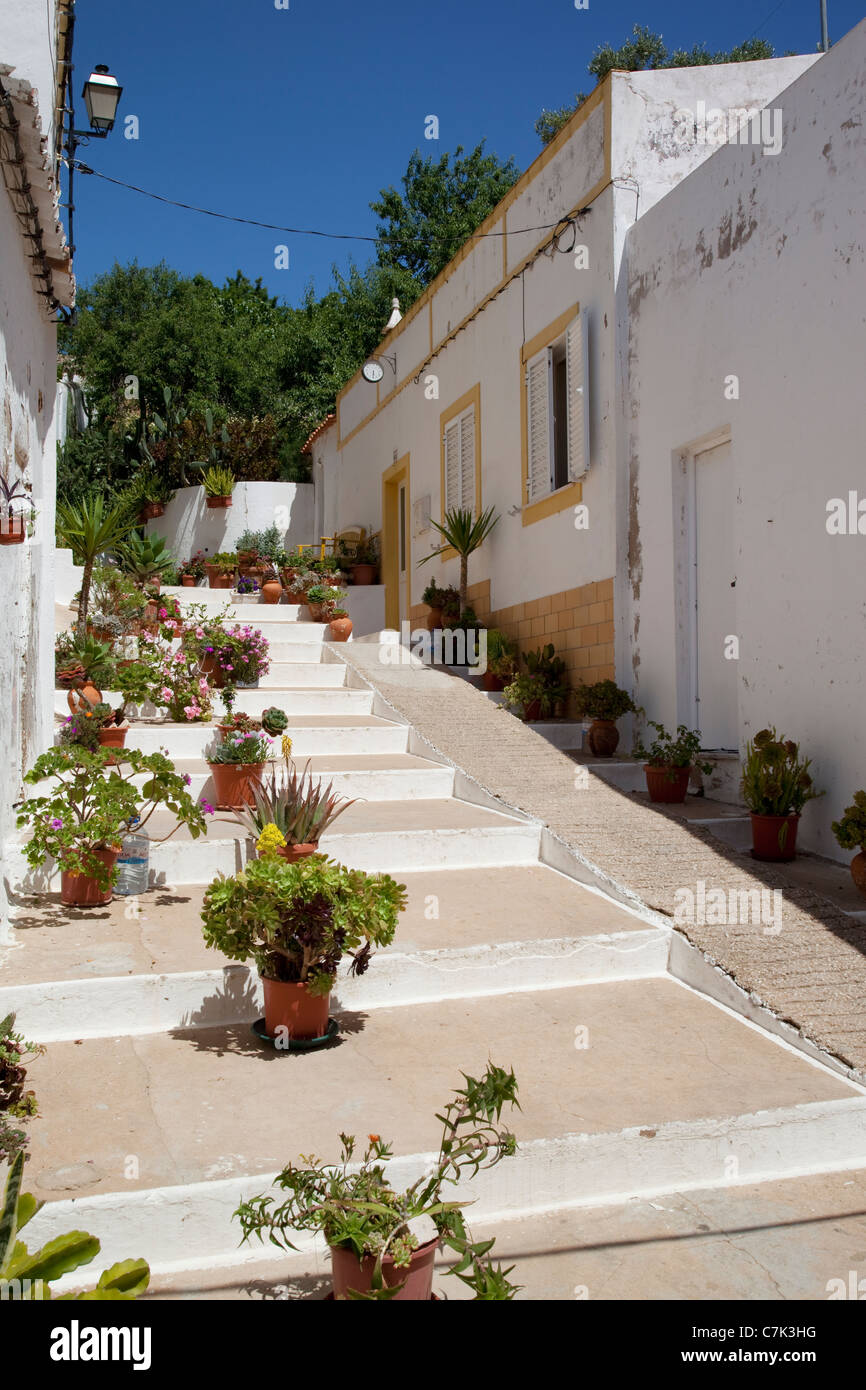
top-left (250, 1016), bottom-right (340, 1051)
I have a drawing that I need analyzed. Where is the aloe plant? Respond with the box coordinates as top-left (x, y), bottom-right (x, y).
top-left (116, 532), bottom-right (176, 587)
top-left (0, 1151), bottom-right (150, 1300)
top-left (236, 758), bottom-right (357, 846)
top-left (418, 506), bottom-right (499, 614)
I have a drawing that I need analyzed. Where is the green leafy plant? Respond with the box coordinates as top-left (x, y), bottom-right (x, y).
top-left (235, 754), bottom-right (356, 847)
top-left (633, 721), bottom-right (714, 776)
top-left (0, 470), bottom-right (36, 530)
top-left (501, 672), bottom-right (546, 720)
top-left (261, 706), bottom-right (289, 737)
top-left (201, 853), bottom-right (406, 995)
top-left (740, 729), bottom-right (822, 816)
top-left (0, 1013), bottom-right (45, 1165)
top-left (574, 680), bottom-right (637, 723)
top-left (207, 731), bottom-right (272, 765)
top-left (0, 1151), bottom-right (150, 1300)
top-left (832, 791), bottom-right (866, 852)
top-left (418, 506), bottom-right (499, 614)
top-left (200, 463), bottom-right (236, 498)
top-left (85, 564), bottom-right (148, 635)
top-left (116, 532), bottom-right (175, 588)
top-left (56, 496), bottom-right (136, 632)
top-left (54, 633), bottom-right (115, 690)
top-left (516, 643), bottom-right (570, 716)
top-left (58, 700), bottom-right (124, 751)
top-left (236, 526), bottom-right (283, 564)
top-left (306, 584), bottom-right (345, 618)
top-left (234, 1063), bottom-right (520, 1300)
top-left (180, 550), bottom-right (208, 580)
top-left (206, 551), bottom-right (239, 573)
top-left (17, 745), bottom-right (209, 889)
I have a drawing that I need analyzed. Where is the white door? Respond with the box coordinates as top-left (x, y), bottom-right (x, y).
top-left (694, 440), bottom-right (738, 750)
top-left (398, 482), bottom-right (408, 623)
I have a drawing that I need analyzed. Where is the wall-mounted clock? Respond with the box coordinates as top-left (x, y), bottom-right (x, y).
top-left (362, 359), bottom-right (385, 384)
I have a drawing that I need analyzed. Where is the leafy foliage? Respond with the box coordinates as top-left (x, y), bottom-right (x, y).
top-left (740, 729), bottom-right (822, 816)
top-left (0, 1152), bottom-right (150, 1300)
top-left (201, 854), bottom-right (406, 995)
top-left (419, 505), bottom-right (499, 614)
top-left (536, 25), bottom-right (775, 143)
top-left (0, 1014), bottom-right (45, 1165)
top-left (574, 679), bottom-right (637, 722)
top-left (633, 721), bottom-right (714, 774)
top-left (56, 496), bottom-right (137, 632)
top-left (832, 791), bottom-right (866, 852)
top-left (233, 1063), bottom-right (520, 1300)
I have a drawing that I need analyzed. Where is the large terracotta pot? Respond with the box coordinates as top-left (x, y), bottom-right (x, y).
top-left (426, 607), bottom-right (444, 632)
top-left (330, 1236), bottom-right (439, 1302)
top-left (277, 842), bottom-right (319, 863)
top-left (60, 847), bottom-right (120, 907)
top-left (261, 977), bottom-right (329, 1041)
top-left (328, 616), bottom-right (352, 642)
top-left (644, 764), bottom-right (690, 804)
top-left (205, 566), bottom-right (234, 590)
top-left (350, 564), bottom-right (378, 586)
top-left (261, 579), bottom-right (283, 605)
top-left (67, 681), bottom-right (103, 714)
top-left (587, 719), bottom-right (621, 757)
top-left (850, 851), bottom-right (866, 897)
top-left (181, 574), bottom-right (196, 587)
top-left (207, 760), bottom-right (266, 809)
top-left (206, 495), bottom-right (232, 509)
top-left (751, 812), bottom-right (800, 861)
top-left (0, 516), bottom-right (26, 544)
top-left (307, 601), bottom-right (325, 621)
top-left (482, 671), bottom-right (504, 692)
top-left (98, 724), bottom-right (128, 765)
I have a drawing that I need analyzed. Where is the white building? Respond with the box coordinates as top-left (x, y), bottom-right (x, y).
top-left (317, 25), bottom-right (865, 860)
top-left (0, 0), bottom-right (73, 922)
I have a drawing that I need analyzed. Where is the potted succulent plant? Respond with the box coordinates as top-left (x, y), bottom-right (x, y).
top-left (17, 746), bottom-right (208, 906)
top-left (201, 463), bottom-right (236, 509)
top-left (501, 672), bottom-right (546, 722)
top-left (421, 580), bottom-right (458, 632)
top-left (201, 851), bottom-right (406, 1040)
top-left (483, 629), bottom-right (517, 692)
top-left (306, 584), bottom-right (343, 622)
top-left (215, 687), bottom-right (262, 741)
top-left (741, 729), bottom-right (822, 861)
top-left (346, 536), bottom-right (380, 586)
top-left (206, 730), bottom-right (272, 809)
top-left (180, 550), bottom-right (207, 586)
top-left (0, 471), bottom-right (35, 544)
top-left (832, 791), bottom-right (866, 896)
top-left (279, 546), bottom-right (307, 592)
top-left (204, 552), bottom-right (237, 589)
top-left (234, 1063), bottom-right (519, 1300)
top-left (55, 634), bottom-right (115, 711)
top-left (261, 706), bottom-right (289, 737)
top-left (633, 721), bottom-right (714, 804)
top-left (235, 749), bottom-right (356, 860)
top-left (575, 680), bottom-right (637, 757)
top-left (327, 605), bottom-right (352, 641)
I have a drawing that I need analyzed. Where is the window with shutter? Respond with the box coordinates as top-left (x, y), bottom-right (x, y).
top-left (459, 405), bottom-right (475, 511)
top-left (440, 386), bottom-right (481, 526)
top-left (565, 310), bottom-right (589, 481)
top-left (525, 348), bottom-right (552, 503)
top-left (444, 418), bottom-right (461, 512)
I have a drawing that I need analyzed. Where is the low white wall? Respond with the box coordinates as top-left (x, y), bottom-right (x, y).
top-left (339, 585), bottom-right (385, 638)
top-left (145, 482), bottom-right (315, 562)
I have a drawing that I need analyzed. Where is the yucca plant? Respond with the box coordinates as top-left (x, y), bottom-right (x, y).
top-left (236, 757), bottom-right (357, 847)
top-left (56, 496), bottom-right (136, 633)
top-left (0, 1151), bottom-right (150, 1301)
top-left (418, 506), bottom-right (499, 614)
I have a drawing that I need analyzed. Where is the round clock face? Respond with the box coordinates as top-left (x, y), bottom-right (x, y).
top-left (362, 359), bottom-right (385, 384)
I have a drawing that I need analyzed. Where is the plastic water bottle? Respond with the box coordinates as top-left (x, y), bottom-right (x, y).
top-left (115, 818), bottom-right (150, 896)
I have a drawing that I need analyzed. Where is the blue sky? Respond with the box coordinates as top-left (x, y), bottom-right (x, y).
top-left (68, 0), bottom-right (864, 304)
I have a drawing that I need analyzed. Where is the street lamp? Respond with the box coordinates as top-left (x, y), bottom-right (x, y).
top-left (81, 65), bottom-right (123, 133)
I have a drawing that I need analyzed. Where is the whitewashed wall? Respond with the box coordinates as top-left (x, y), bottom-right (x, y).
top-left (144, 481), bottom-right (314, 562)
top-left (622, 23), bottom-right (866, 859)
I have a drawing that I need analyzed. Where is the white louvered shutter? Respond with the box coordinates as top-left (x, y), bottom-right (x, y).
top-left (565, 311), bottom-right (589, 481)
top-left (444, 418), bottom-right (461, 512)
top-left (525, 348), bottom-right (553, 502)
top-left (459, 406), bottom-right (475, 512)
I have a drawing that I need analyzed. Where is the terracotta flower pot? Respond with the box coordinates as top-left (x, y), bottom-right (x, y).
top-left (205, 495), bottom-right (232, 509)
top-left (200, 654), bottom-right (226, 689)
top-left (0, 515), bottom-right (26, 544)
top-left (644, 764), bottom-right (690, 804)
top-left (261, 977), bottom-right (329, 1041)
top-left (98, 724), bottom-right (128, 765)
top-left (750, 812), bottom-right (800, 862)
top-left (350, 564), bottom-right (378, 586)
top-left (587, 719), bottom-right (621, 757)
top-left (850, 851), bottom-right (866, 897)
top-left (261, 579), bottom-right (283, 605)
top-left (181, 575), bottom-right (196, 587)
top-left (482, 670), bottom-right (505, 692)
top-left (328, 616), bottom-right (352, 642)
top-left (277, 842), bottom-right (319, 863)
top-left (60, 847), bottom-right (120, 907)
top-left (330, 1236), bottom-right (439, 1302)
top-left (524, 699), bottom-right (542, 722)
top-left (307, 601), bottom-right (324, 621)
top-left (67, 681), bottom-right (103, 714)
top-left (426, 607), bottom-right (444, 632)
top-left (207, 760), bottom-right (266, 809)
top-left (138, 502), bottom-right (165, 522)
top-left (204, 565), bottom-right (234, 590)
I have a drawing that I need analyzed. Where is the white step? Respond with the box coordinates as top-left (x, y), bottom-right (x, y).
top-left (119, 716), bottom-right (410, 760)
top-left (126, 755), bottom-right (455, 803)
top-left (258, 663), bottom-right (345, 689)
top-left (55, 687), bottom-right (373, 720)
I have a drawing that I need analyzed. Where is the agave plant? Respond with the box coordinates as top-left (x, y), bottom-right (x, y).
top-left (418, 505), bottom-right (499, 614)
top-left (0, 1151), bottom-right (150, 1301)
top-left (236, 758), bottom-right (357, 847)
top-left (116, 532), bottom-right (176, 588)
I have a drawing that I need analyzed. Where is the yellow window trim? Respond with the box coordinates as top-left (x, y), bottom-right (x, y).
top-left (438, 382), bottom-right (482, 559)
top-left (519, 303), bottom-right (583, 525)
top-left (381, 454), bottom-right (410, 630)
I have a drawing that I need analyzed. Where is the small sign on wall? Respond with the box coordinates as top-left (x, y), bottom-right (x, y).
top-left (413, 495), bottom-right (431, 535)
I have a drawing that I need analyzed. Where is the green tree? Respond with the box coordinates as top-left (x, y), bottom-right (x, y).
top-left (371, 143), bottom-right (520, 287)
top-left (535, 26), bottom-right (775, 144)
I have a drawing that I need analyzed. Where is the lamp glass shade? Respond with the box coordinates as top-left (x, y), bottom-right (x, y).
top-left (82, 68), bottom-right (122, 132)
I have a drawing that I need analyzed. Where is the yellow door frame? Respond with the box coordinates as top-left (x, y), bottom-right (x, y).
top-left (381, 454), bottom-right (410, 630)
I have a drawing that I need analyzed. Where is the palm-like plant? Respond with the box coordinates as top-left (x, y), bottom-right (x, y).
top-left (56, 496), bottom-right (136, 633)
top-left (418, 506), bottom-right (499, 614)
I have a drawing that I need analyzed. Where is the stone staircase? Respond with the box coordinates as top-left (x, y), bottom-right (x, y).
top-left (4, 590), bottom-right (866, 1295)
